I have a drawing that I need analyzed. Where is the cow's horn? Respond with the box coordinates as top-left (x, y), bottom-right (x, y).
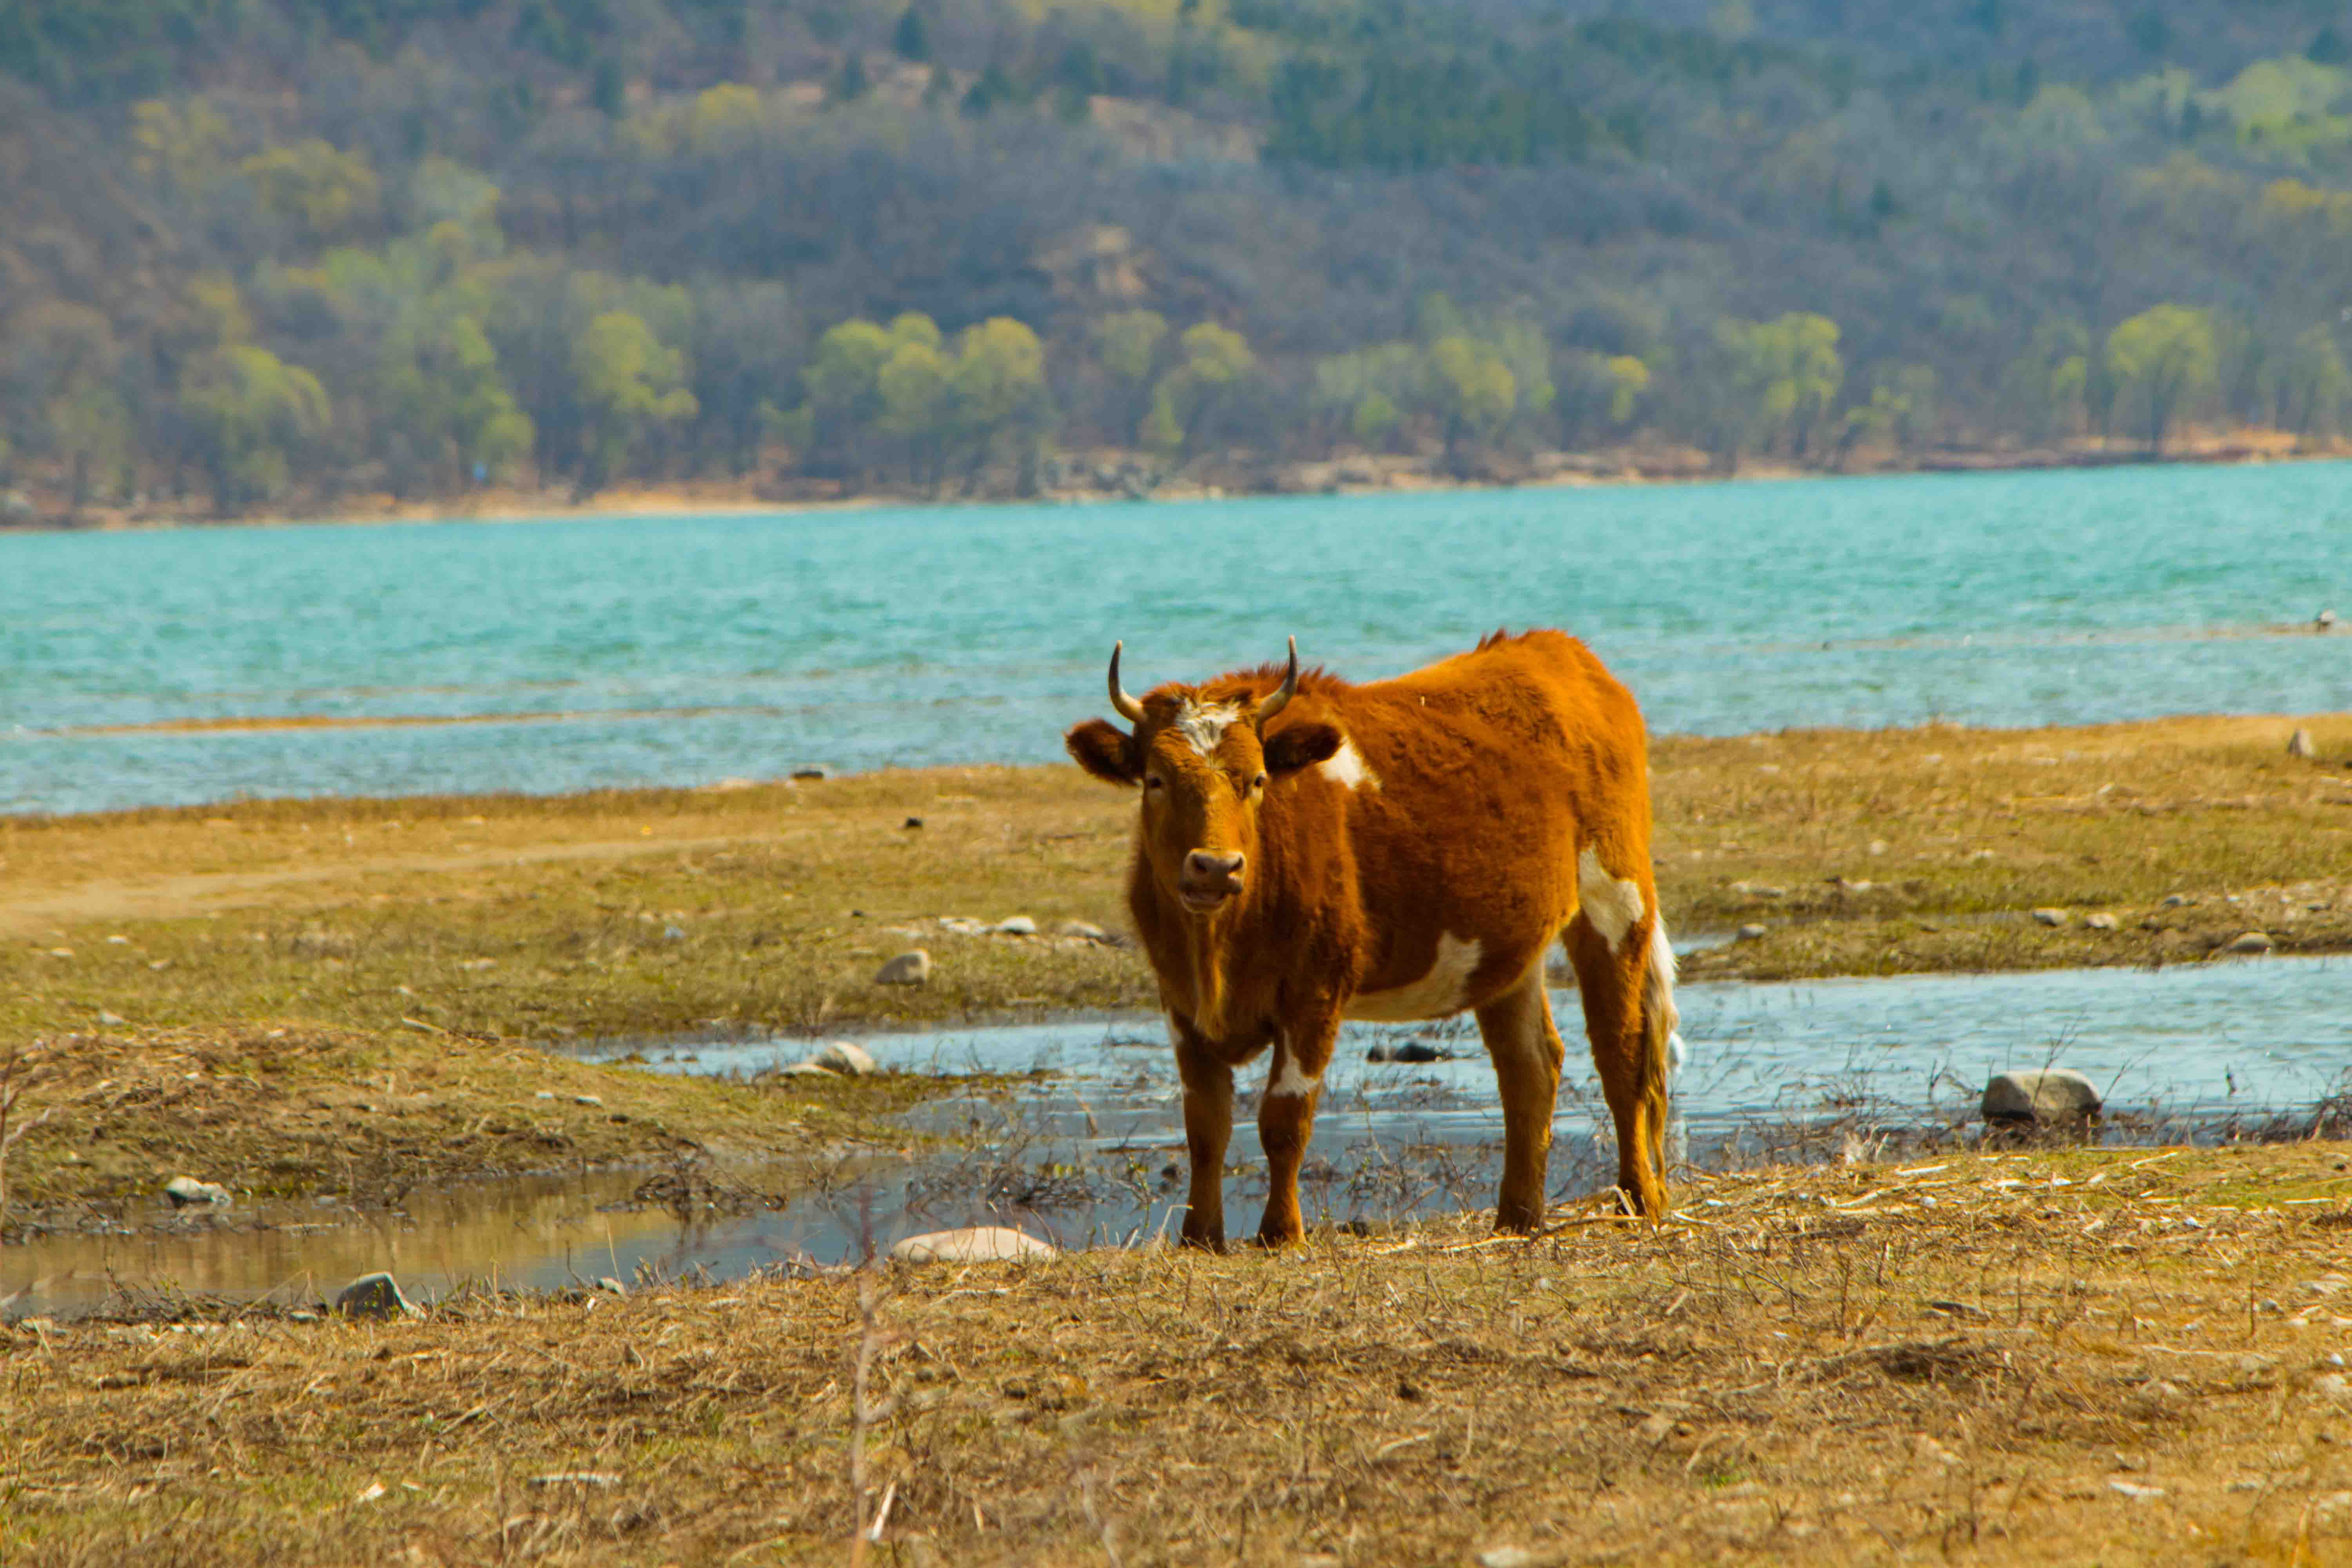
top-left (1256, 637), bottom-right (1300, 723)
top-left (1107, 641), bottom-right (1147, 725)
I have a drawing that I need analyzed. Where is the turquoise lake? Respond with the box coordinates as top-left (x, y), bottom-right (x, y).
top-left (4, 461), bottom-right (2349, 814)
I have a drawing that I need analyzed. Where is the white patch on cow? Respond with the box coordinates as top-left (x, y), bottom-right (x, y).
top-left (1345, 933), bottom-right (1484, 1022)
top-left (1578, 846), bottom-right (1646, 953)
top-left (1266, 1052), bottom-right (1320, 1101)
top-left (1172, 699), bottom-right (1243, 757)
top-left (1317, 736), bottom-right (1379, 791)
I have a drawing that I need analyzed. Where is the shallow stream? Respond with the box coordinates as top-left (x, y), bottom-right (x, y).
top-left (9, 953), bottom-right (2351, 1319)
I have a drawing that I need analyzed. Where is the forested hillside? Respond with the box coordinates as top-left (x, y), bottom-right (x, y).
top-left (2, 0), bottom-right (2350, 517)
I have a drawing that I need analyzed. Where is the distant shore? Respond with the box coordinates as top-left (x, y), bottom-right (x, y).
top-left (4, 427), bottom-right (2341, 534)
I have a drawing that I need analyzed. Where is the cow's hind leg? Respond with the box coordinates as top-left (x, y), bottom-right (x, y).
top-left (1172, 1021), bottom-right (1235, 1250)
top-left (1564, 910), bottom-right (1670, 1218)
top-left (1475, 964), bottom-right (1566, 1233)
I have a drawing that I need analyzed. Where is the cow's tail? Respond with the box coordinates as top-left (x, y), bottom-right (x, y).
top-left (1641, 909), bottom-right (1686, 1180)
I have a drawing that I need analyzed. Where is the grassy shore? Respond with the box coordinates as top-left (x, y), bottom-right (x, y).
top-left (4, 711), bottom-right (2349, 1223)
top-left (8, 1143), bottom-right (2352, 1564)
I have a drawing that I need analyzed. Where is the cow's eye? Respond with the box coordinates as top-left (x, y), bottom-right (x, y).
top-left (1250, 772), bottom-right (1269, 792)
top-left (1144, 775), bottom-right (1166, 792)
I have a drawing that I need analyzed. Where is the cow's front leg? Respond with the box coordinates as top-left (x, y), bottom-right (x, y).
top-left (1172, 1021), bottom-right (1235, 1250)
top-left (1256, 1014), bottom-right (1338, 1247)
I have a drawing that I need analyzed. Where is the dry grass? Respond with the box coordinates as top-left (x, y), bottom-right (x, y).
top-left (8, 1143), bottom-right (2352, 1564)
top-left (6, 713), bottom-right (2350, 1058)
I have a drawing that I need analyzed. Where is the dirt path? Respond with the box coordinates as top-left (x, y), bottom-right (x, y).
top-left (0, 833), bottom-right (780, 939)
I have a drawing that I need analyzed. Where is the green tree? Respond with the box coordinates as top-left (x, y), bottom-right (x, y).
top-left (572, 310), bottom-right (696, 492)
top-left (178, 345), bottom-right (330, 514)
top-left (2106, 304), bottom-right (2216, 453)
top-left (240, 139), bottom-right (383, 244)
top-left (1714, 312), bottom-right (1843, 459)
top-left (892, 7), bottom-right (929, 61)
top-left (2275, 325), bottom-right (2350, 441)
top-left (377, 304), bottom-right (534, 495)
top-left (949, 316), bottom-right (1049, 490)
top-left (1419, 334), bottom-right (1517, 467)
top-left (1092, 309), bottom-right (1167, 434)
top-left (1148, 323), bottom-right (1255, 456)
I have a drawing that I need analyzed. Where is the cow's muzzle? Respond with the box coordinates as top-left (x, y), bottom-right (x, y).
top-left (1178, 849), bottom-right (1246, 912)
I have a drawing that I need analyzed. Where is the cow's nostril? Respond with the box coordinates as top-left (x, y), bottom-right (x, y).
top-left (1185, 850), bottom-right (1245, 884)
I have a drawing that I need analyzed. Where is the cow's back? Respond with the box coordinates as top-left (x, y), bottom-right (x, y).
top-left (1280, 630), bottom-right (1646, 1016)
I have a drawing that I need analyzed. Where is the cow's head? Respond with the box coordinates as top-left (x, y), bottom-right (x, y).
top-left (1065, 638), bottom-right (1341, 915)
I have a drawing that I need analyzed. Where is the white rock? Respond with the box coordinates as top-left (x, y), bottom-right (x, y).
top-left (2031, 907), bottom-right (2067, 927)
top-left (163, 1176), bottom-right (232, 1208)
top-left (991, 916), bottom-right (1038, 936)
top-left (97, 1010), bottom-right (127, 1027)
top-left (2226, 931), bottom-right (2276, 955)
top-left (1736, 923), bottom-right (1768, 942)
top-left (2085, 912), bottom-right (2118, 931)
top-left (1983, 1067), bottom-right (2102, 1122)
top-left (777, 1062), bottom-right (836, 1076)
top-left (937, 917), bottom-right (985, 935)
top-left (2318, 609), bottom-right (2338, 631)
top-left (874, 949), bottom-right (931, 985)
top-left (2289, 728), bottom-right (2318, 759)
top-left (1056, 919), bottom-right (1110, 942)
top-left (812, 1041), bottom-right (877, 1076)
top-left (335, 1272), bottom-right (413, 1319)
top-left (889, 1227), bottom-right (1055, 1263)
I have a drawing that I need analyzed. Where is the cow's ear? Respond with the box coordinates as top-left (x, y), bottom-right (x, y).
top-left (1263, 722), bottom-right (1341, 777)
top-left (1065, 719), bottom-right (1142, 786)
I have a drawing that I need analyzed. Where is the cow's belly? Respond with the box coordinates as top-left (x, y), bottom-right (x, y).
top-left (1343, 932), bottom-right (1485, 1022)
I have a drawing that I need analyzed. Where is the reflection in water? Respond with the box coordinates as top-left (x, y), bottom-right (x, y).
top-left (9, 955), bottom-right (2352, 1318)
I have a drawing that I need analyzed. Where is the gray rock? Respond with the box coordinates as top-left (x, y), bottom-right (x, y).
top-left (874, 949), bottom-right (931, 985)
top-left (991, 915), bottom-right (1038, 936)
top-left (1983, 1067), bottom-right (2103, 1123)
top-left (812, 1040), bottom-right (878, 1076)
top-left (2225, 930), bottom-right (2276, 955)
top-left (97, 1010), bottom-right (127, 1027)
top-left (790, 766), bottom-right (829, 781)
top-left (2031, 907), bottom-right (2067, 927)
top-left (2085, 912), bottom-right (2118, 931)
top-left (1056, 918), bottom-right (1110, 942)
top-left (2162, 893), bottom-right (2189, 908)
top-left (335, 1272), bottom-right (413, 1319)
top-left (572, 1093), bottom-right (604, 1106)
top-left (1367, 1040), bottom-right (1446, 1064)
top-left (890, 1226), bottom-right (1056, 1263)
top-left (2318, 609), bottom-right (2338, 632)
top-left (2289, 728), bottom-right (2318, 759)
top-left (594, 1276), bottom-right (627, 1296)
top-left (1736, 923), bottom-right (1769, 942)
top-left (163, 1176), bottom-right (232, 1208)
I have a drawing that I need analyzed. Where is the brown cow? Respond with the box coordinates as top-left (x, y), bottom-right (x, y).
top-left (1064, 629), bottom-right (1682, 1248)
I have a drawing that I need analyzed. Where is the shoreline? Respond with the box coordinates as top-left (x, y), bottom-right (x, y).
top-left (4, 430), bottom-right (2343, 535)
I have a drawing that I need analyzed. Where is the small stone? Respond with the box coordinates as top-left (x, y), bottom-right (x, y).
top-left (663, 924), bottom-right (687, 941)
top-left (2162, 894), bottom-right (2188, 908)
top-left (1367, 1040), bottom-right (1445, 1064)
top-left (2031, 907), bottom-right (2067, 927)
top-left (777, 1062), bottom-right (836, 1076)
top-left (902, 816), bottom-right (923, 829)
top-left (890, 1227), bottom-right (1055, 1263)
top-left (812, 1040), bottom-right (877, 1076)
top-left (2289, 728), bottom-right (2318, 759)
top-left (1477, 1550), bottom-right (1543, 1568)
top-left (1867, 839), bottom-right (1889, 856)
top-left (2318, 609), bottom-right (2338, 631)
top-left (2108, 1480), bottom-right (2166, 1502)
top-left (97, 1010), bottom-right (127, 1027)
top-left (991, 915), bottom-right (1038, 936)
top-left (2225, 931), bottom-right (2276, 955)
top-left (1736, 923), bottom-right (1768, 942)
top-left (790, 766), bottom-right (829, 780)
top-left (163, 1176), bottom-right (232, 1208)
top-left (2085, 912), bottom-right (2118, 931)
top-left (874, 949), bottom-right (931, 985)
top-left (335, 1272), bottom-right (413, 1319)
top-left (534, 1089), bottom-right (557, 1100)
top-left (1056, 918), bottom-right (1111, 942)
top-left (594, 1277), bottom-right (627, 1297)
top-left (572, 1093), bottom-right (604, 1106)
top-left (1983, 1067), bottom-right (2102, 1123)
